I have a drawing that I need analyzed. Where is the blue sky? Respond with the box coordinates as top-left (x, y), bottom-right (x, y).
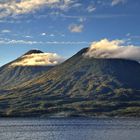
top-left (0, 0), bottom-right (140, 66)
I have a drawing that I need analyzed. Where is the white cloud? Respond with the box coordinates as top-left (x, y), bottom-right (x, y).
top-left (111, 0), bottom-right (126, 6)
top-left (50, 34), bottom-right (55, 37)
top-left (0, 0), bottom-right (77, 19)
top-left (78, 17), bottom-right (86, 22)
top-left (0, 38), bottom-right (90, 45)
top-left (69, 24), bottom-right (84, 33)
top-left (43, 41), bottom-right (90, 45)
top-left (0, 38), bottom-right (42, 45)
top-left (25, 35), bottom-right (32, 38)
top-left (127, 34), bottom-right (140, 40)
top-left (1, 29), bottom-right (11, 33)
top-left (71, 3), bottom-right (82, 8)
top-left (0, 0), bottom-right (56, 18)
top-left (41, 33), bottom-right (47, 36)
top-left (41, 33), bottom-right (55, 37)
top-left (56, 0), bottom-right (75, 11)
top-left (10, 52), bottom-right (65, 66)
top-left (84, 38), bottom-right (140, 62)
top-left (60, 14), bottom-right (127, 21)
top-left (126, 33), bottom-right (131, 37)
top-left (87, 5), bottom-right (96, 13)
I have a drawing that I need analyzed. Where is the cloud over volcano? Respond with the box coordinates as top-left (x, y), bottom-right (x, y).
top-left (84, 39), bottom-right (140, 62)
top-left (10, 52), bottom-right (65, 66)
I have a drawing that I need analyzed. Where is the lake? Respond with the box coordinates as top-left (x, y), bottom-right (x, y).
top-left (0, 118), bottom-right (140, 140)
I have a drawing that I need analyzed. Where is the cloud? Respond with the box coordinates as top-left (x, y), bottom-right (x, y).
top-left (56, 0), bottom-right (76, 11)
top-left (41, 33), bottom-right (47, 36)
top-left (44, 41), bottom-right (90, 45)
top-left (25, 35), bottom-right (32, 38)
top-left (0, 39), bottom-right (41, 45)
top-left (59, 13), bottom-right (128, 21)
top-left (78, 17), bottom-right (86, 22)
top-left (126, 33), bottom-right (140, 40)
top-left (41, 33), bottom-right (55, 37)
top-left (1, 29), bottom-right (11, 33)
top-left (71, 3), bottom-right (82, 8)
top-left (126, 33), bottom-right (131, 37)
top-left (10, 52), bottom-right (65, 66)
top-left (84, 39), bottom-right (140, 62)
top-left (0, 0), bottom-right (76, 19)
top-left (69, 24), bottom-right (84, 33)
top-left (50, 34), bottom-right (55, 37)
top-left (0, 0), bottom-right (56, 18)
top-left (87, 5), bottom-right (96, 13)
top-left (0, 38), bottom-right (90, 45)
top-left (111, 0), bottom-right (126, 6)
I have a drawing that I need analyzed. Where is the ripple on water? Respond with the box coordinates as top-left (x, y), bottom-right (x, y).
top-left (0, 118), bottom-right (140, 140)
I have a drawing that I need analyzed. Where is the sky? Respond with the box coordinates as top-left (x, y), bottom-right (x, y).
top-left (0, 0), bottom-right (140, 66)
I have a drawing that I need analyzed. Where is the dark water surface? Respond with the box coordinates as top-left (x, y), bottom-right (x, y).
top-left (0, 118), bottom-right (140, 140)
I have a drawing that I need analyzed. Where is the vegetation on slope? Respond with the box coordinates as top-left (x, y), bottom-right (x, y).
top-left (0, 48), bottom-right (140, 117)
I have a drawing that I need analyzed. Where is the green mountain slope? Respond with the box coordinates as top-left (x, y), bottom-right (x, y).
top-left (0, 65), bottom-right (52, 89)
top-left (0, 48), bottom-right (140, 117)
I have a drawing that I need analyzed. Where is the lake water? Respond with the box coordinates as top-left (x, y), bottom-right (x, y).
top-left (0, 118), bottom-right (140, 140)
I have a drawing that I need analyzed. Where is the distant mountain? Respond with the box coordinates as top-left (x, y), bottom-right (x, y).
top-left (0, 50), bottom-right (55, 89)
top-left (0, 48), bottom-right (140, 117)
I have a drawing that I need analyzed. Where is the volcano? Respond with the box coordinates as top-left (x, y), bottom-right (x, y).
top-left (0, 48), bottom-right (140, 117)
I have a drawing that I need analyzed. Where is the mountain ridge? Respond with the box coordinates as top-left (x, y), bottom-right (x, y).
top-left (0, 48), bottom-right (140, 117)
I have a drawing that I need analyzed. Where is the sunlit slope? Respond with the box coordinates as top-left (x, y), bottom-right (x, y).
top-left (0, 50), bottom-right (56, 89)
